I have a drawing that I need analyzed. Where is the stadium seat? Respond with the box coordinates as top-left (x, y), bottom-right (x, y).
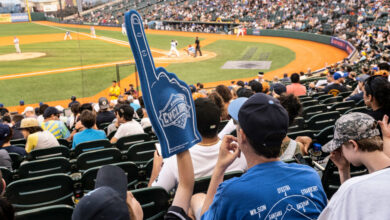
top-left (10, 139), bottom-right (26, 146)
top-left (80, 161), bottom-right (139, 192)
top-left (316, 94), bottom-right (333, 101)
top-left (193, 171), bottom-right (243, 194)
top-left (9, 153), bottom-right (24, 170)
top-left (218, 120), bottom-right (229, 132)
top-left (311, 92), bottom-right (325, 98)
top-left (115, 133), bottom-right (150, 152)
top-left (299, 96), bottom-right (313, 102)
top-left (305, 111), bottom-right (340, 131)
top-left (288, 117), bottom-right (304, 133)
top-left (76, 148), bottom-right (122, 171)
top-left (107, 130), bottom-right (116, 140)
top-left (344, 106), bottom-right (370, 114)
top-left (302, 104), bottom-right (327, 120)
top-left (98, 122), bottom-right (111, 130)
top-left (320, 96), bottom-right (343, 105)
top-left (338, 91), bottom-right (352, 98)
top-left (72, 139), bottom-right (112, 158)
top-left (313, 126), bottom-right (334, 145)
top-left (27, 146), bottom-right (70, 161)
top-left (15, 205), bottom-right (74, 220)
top-left (132, 187), bottom-right (170, 220)
top-left (328, 100), bottom-right (355, 114)
top-left (0, 167), bottom-right (13, 185)
top-left (356, 99), bottom-right (365, 107)
top-left (287, 130), bottom-right (316, 140)
top-left (322, 160), bottom-right (368, 198)
top-left (126, 141), bottom-right (158, 166)
top-left (58, 139), bottom-right (70, 148)
top-left (18, 157), bottom-right (71, 179)
top-left (144, 126), bottom-right (157, 140)
top-left (6, 174), bottom-right (74, 211)
top-left (301, 100), bottom-right (319, 108)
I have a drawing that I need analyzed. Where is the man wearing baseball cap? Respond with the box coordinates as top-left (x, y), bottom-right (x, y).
top-left (96, 97), bottom-right (115, 128)
top-left (200, 93), bottom-right (327, 219)
top-left (323, 71), bottom-right (348, 96)
top-left (41, 107), bottom-right (70, 140)
top-left (345, 74), bottom-right (370, 102)
top-left (319, 113), bottom-right (390, 219)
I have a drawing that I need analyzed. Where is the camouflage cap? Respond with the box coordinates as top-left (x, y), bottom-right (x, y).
top-left (322, 112), bottom-right (380, 152)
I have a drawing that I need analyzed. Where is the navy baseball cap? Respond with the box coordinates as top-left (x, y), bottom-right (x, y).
top-left (72, 165), bottom-right (129, 220)
top-left (272, 83), bottom-right (287, 95)
top-left (43, 107), bottom-right (60, 119)
top-left (0, 124), bottom-right (11, 147)
top-left (19, 100), bottom-right (24, 105)
top-left (228, 93), bottom-right (289, 148)
top-left (0, 104), bottom-right (3, 108)
top-left (333, 72), bottom-right (343, 80)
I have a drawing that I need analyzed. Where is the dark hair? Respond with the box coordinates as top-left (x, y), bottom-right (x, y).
top-left (0, 196), bottom-right (14, 220)
top-left (195, 98), bottom-right (220, 138)
top-left (24, 126), bottom-right (43, 134)
top-left (11, 115), bottom-right (23, 124)
top-left (215, 85), bottom-right (232, 103)
top-left (138, 96), bottom-right (144, 108)
top-left (236, 81), bottom-right (245, 87)
top-left (364, 76), bottom-right (390, 110)
top-left (208, 92), bottom-right (224, 113)
top-left (1, 128), bottom-right (12, 147)
top-left (1, 116), bottom-right (10, 124)
top-left (249, 80), bottom-right (262, 93)
top-left (355, 136), bottom-right (383, 152)
top-left (71, 103), bottom-right (81, 115)
top-left (115, 105), bottom-right (134, 121)
top-left (245, 132), bottom-right (284, 158)
top-left (278, 94), bottom-right (302, 126)
top-left (80, 110), bottom-right (96, 128)
top-left (136, 108), bottom-right (144, 119)
top-left (80, 103), bottom-right (93, 113)
top-left (0, 108), bottom-right (8, 117)
top-left (39, 104), bottom-right (49, 115)
top-left (290, 73), bottom-right (300, 83)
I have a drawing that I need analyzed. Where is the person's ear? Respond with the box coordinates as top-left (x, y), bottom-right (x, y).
top-left (349, 140), bottom-right (359, 152)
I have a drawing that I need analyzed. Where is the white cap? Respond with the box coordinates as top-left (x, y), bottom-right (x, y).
top-left (22, 106), bottom-right (34, 115)
top-left (55, 105), bottom-right (64, 112)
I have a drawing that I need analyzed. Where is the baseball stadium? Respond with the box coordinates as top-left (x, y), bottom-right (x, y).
top-left (0, 0), bottom-right (389, 219)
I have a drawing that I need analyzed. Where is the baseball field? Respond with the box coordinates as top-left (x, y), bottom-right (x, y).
top-left (0, 21), bottom-right (348, 110)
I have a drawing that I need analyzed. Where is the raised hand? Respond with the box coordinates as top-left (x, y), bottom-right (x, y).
top-left (125, 10), bottom-right (201, 158)
top-left (216, 135), bottom-right (241, 171)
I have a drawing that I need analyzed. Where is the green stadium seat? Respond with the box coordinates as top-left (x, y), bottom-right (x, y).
top-left (115, 133), bottom-right (149, 152)
top-left (193, 171), bottom-right (243, 194)
top-left (15, 205), bottom-right (73, 220)
top-left (6, 174), bottom-right (74, 211)
top-left (328, 101), bottom-right (355, 114)
top-left (338, 91), bottom-right (352, 98)
top-left (316, 94), bottom-right (333, 102)
top-left (344, 106), bottom-right (370, 115)
top-left (288, 117), bottom-right (304, 133)
top-left (98, 122), bottom-right (111, 130)
top-left (76, 148), bottom-right (122, 171)
top-left (9, 153), bottom-right (24, 170)
top-left (314, 126), bottom-right (334, 145)
top-left (107, 130), bottom-right (116, 140)
top-left (299, 96), bottom-right (313, 102)
top-left (302, 104), bottom-right (327, 120)
top-left (10, 139), bottom-right (26, 146)
top-left (58, 139), bottom-right (70, 148)
top-left (144, 126), bottom-right (157, 140)
top-left (301, 100), bottom-right (319, 108)
top-left (80, 161), bottom-right (139, 192)
top-left (356, 99), bottom-right (365, 107)
top-left (27, 146), bottom-right (70, 161)
top-left (126, 141), bottom-right (158, 166)
top-left (18, 157), bottom-right (71, 179)
top-left (132, 187), bottom-right (170, 220)
top-left (305, 111), bottom-right (340, 131)
top-left (287, 130), bottom-right (316, 140)
top-left (72, 139), bottom-right (112, 159)
top-left (311, 92), bottom-right (325, 98)
top-left (320, 96), bottom-right (343, 105)
top-left (0, 167), bottom-right (13, 185)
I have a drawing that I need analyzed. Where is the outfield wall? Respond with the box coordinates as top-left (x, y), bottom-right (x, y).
top-left (0, 13), bottom-right (29, 23)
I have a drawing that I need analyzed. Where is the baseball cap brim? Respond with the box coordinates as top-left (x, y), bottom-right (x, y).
top-left (95, 165), bottom-right (128, 201)
top-left (322, 138), bottom-right (343, 153)
top-left (228, 97), bottom-right (248, 121)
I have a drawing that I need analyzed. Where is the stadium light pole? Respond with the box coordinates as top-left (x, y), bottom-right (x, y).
top-left (25, 0), bottom-right (32, 21)
top-left (58, 0), bottom-right (63, 21)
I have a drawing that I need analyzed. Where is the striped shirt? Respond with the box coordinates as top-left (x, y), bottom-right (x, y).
top-left (41, 120), bottom-right (70, 139)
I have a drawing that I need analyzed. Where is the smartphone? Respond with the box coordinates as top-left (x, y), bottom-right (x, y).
top-left (294, 153), bottom-right (311, 166)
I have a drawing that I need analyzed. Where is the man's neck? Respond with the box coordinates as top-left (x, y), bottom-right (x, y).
top-left (246, 155), bottom-right (280, 169)
top-left (2, 142), bottom-right (10, 147)
top-left (360, 151), bottom-right (390, 173)
top-left (199, 136), bottom-right (219, 146)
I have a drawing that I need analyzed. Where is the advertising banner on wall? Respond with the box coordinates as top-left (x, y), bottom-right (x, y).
top-left (11, 13), bottom-right (29, 22)
top-left (0, 14), bottom-right (11, 23)
top-left (331, 37), bottom-right (355, 55)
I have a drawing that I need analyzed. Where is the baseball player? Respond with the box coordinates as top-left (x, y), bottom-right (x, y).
top-left (14, 36), bottom-right (21, 53)
top-left (122, 23), bottom-right (127, 36)
top-left (168, 40), bottom-right (179, 57)
top-left (184, 44), bottom-right (196, 57)
top-left (237, 25), bottom-right (244, 37)
top-left (90, 26), bottom-right (96, 38)
top-left (64, 31), bottom-right (72, 40)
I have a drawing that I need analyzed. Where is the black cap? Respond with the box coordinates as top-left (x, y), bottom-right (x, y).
top-left (272, 83), bottom-right (287, 95)
top-left (43, 107), bottom-right (60, 119)
top-left (195, 98), bottom-right (220, 137)
top-left (71, 96), bottom-right (76, 101)
top-left (230, 93), bottom-right (288, 148)
top-left (98, 97), bottom-right (109, 110)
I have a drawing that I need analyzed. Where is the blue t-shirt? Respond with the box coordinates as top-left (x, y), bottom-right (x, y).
top-left (201, 161), bottom-right (327, 220)
top-left (72, 129), bottom-right (107, 149)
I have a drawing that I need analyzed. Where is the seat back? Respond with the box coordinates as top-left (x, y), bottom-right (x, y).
top-left (194, 171), bottom-right (243, 194)
top-left (126, 141), bottom-right (158, 165)
top-left (288, 117), bottom-right (304, 133)
top-left (302, 105), bottom-right (327, 120)
top-left (344, 106), bottom-right (370, 115)
top-left (107, 130), bottom-right (116, 140)
top-left (98, 122), bottom-right (111, 130)
top-left (132, 187), bottom-right (170, 220)
top-left (9, 153), bottom-right (24, 170)
top-left (301, 100), bottom-right (318, 108)
top-left (316, 94), bottom-right (332, 101)
top-left (72, 139), bottom-right (111, 158)
top-left (328, 100), bottom-right (355, 114)
top-left (314, 126), bottom-right (334, 145)
top-left (339, 91), bottom-right (352, 98)
top-left (299, 96), bottom-right (313, 102)
top-left (320, 96), bottom-right (343, 105)
top-left (115, 133), bottom-right (149, 152)
top-left (287, 130), bottom-right (316, 140)
top-left (81, 161), bottom-right (139, 192)
top-left (15, 205), bottom-right (74, 220)
top-left (6, 174), bottom-right (74, 211)
top-left (18, 157), bottom-right (71, 179)
top-left (28, 146), bottom-right (70, 161)
top-left (306, 111), bottom-right (340, 131)
top-left (0, 167), bottom-right (13, 184)
top-left (58, 139), bottom-right (70, 148)
top-left (10, 139), bottom-right (26, 146)
top-left (76, 148), bottom-right (122, 171)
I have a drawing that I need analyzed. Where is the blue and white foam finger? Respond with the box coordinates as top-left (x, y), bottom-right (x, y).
top-left (125, 10), bottom-right (201, 158)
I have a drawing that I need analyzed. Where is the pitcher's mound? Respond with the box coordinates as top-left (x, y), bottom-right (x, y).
top-left (0, 52), bottom-right (46, 61)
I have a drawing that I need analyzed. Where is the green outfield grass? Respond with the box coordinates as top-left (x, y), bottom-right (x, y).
top-left (0, 22), bottom-right (295, 106)
top-left (0, 23), bottom-right (62, 36)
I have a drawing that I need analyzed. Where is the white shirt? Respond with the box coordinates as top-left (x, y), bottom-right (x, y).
top-left (140, 117), bottom-right (152, 129)
top-left (152, 140), bottom-right (247, 192)
top-left (113, 120), bottom-right (144, 140)
top-left (319, 168), bottom-right (390, 220)
top-left (14, 38), bottom-right (19, 45)
top-left (170, 41), bottom-right (177, 49)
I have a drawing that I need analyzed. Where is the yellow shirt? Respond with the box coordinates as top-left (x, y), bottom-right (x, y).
top-left (109, 85), bottom-right (121, 100)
